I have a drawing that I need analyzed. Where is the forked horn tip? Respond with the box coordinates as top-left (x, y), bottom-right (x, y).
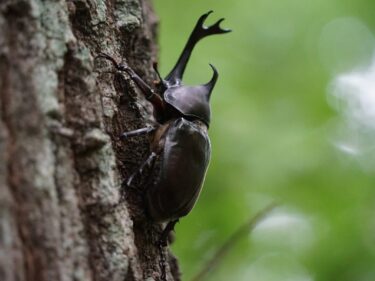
top-left (199, 10), bottom-right (214, 22)
top-left (205, 10), bottom-right (214, 16)
top-left (214, 18), bottom-right (232, 33)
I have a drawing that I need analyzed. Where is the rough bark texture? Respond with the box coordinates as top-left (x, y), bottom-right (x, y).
top-left (0, 0), bottom-right (180, 280)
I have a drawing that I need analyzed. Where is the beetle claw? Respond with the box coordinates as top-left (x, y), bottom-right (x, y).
top-left (95, 53), bottom-right (120, 68)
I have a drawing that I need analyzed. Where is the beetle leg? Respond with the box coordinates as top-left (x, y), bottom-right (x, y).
top-left (157, 220), bottom-right (179, 281)
top-left (120, 126), bottom-right (155, 140)
top-left (96, 53), bottom-right (165, 115)
top-left (165, 11), bottom-right (231, 85)
top-left (126, 152), bottom-right (157, 187)
top-left (159, 219), bottom-right (179, 247)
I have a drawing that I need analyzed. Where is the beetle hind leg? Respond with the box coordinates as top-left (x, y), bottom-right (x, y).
top-left (159, 219), bottom-right (179, 247)
top-left (126, 152), bottom-right (157, 187)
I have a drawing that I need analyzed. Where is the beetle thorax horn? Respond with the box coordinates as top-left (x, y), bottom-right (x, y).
top-left (163, 64), bottom-right (218, 126)
top-left (204, 64), bottom-right (218, 101)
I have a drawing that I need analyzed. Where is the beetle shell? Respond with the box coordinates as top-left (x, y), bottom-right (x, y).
top-left (163, 64), bottom-right (218, 126)
top-left (164, 85), bottom-right (211, 126)
top-left (146, 117), bottom-right (211, 222)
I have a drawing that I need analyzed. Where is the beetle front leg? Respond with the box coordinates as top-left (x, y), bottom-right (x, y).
top-left (126, 152), bottom-right (157, 187)
top-left (96, 53), bottom-right (165, 116)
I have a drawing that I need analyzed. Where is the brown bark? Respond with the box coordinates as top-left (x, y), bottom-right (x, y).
top-left (0, 0), bottom-right (180, 280)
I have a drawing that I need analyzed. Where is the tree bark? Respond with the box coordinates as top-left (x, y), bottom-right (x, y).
top-left (0, 0), bottom-right (180, 280)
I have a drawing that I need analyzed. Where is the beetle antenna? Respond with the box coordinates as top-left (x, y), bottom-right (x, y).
top-left (153, 62), bottom-right (168, 91)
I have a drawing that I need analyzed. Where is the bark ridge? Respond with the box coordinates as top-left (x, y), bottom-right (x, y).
top-left (0, 0), bottom-right (180, 280)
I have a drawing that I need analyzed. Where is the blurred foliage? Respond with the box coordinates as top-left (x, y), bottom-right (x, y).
top-left (153, 1), bottom-right (375, 281)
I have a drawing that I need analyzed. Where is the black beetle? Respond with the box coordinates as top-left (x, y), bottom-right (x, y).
top-left (98, 11), bottom-right (230, 243)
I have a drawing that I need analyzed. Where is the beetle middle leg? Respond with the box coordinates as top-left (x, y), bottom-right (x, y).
top-left (120, 126), bottom-right (155, 139)
top-left (126, 152), bottom-right (158, 187)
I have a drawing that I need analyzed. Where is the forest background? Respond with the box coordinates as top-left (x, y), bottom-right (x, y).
top-left (154, 1), bottom-right (375, 280)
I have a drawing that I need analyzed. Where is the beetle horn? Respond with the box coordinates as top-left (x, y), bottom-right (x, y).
top-left (165, 11), bottom-right (231, 86)
top-left (203, 64), bottom-right (218, 100)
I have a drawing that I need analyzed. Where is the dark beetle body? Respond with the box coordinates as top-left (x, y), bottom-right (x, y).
top-left (163, 67), bottom-right (217, 126)
top-left (98, 11), bottom-right (230, 227)
top-left (146, 118), bottom-right (211, 222)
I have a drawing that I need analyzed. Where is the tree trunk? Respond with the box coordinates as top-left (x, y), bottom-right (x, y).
top-left (0, 0), bottom-right (180, 280)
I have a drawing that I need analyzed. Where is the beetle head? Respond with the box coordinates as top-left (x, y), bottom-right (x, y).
top-left (163, 64), bottom-right (218, 126)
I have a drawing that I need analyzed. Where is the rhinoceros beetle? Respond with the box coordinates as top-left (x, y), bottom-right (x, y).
top-left (98, 11), bottom-right (230, 245)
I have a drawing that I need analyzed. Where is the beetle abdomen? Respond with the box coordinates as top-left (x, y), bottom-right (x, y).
top-left (146, 118), bottom-right (211, 222)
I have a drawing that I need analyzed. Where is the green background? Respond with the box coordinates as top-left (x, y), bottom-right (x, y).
top-left (153, 1), bottom-right (375, 280)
